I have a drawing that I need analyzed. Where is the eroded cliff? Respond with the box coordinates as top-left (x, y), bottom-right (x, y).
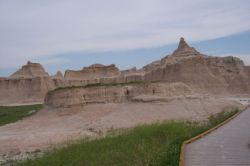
top-left (0, 62), bottom-right (70, 105)
top-left (44, 82), bottom-right (192, 108)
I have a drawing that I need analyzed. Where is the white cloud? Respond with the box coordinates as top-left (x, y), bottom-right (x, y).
top-left (0, 0), bottom-right (250, 68)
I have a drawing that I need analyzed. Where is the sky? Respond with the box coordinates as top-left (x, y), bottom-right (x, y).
top-left (0, 0), bottom-right (250, 76)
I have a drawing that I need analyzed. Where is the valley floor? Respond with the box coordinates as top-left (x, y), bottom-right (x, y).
top-left (0, 97), bottom-right (244, 164)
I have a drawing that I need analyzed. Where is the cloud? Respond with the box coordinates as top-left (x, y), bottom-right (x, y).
top-left (0, 0), bottom-right (250, 68)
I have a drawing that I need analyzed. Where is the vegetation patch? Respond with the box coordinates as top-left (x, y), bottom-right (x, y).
top-left (0, 104), bottom-right (43, 126)
top-left (18, 108), bottom-right (239, 166)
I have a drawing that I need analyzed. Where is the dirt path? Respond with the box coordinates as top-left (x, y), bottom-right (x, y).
top-left (185, 107), bottom-right (250, 166)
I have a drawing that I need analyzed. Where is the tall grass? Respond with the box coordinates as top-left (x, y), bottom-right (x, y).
top-left (0, 104), bottom-right (43, 126)
top-left (18, 108), bottom-right (239, 166)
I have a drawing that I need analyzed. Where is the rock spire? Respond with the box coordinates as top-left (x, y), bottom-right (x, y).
top-left (171, 37), bottom-right (201, 57)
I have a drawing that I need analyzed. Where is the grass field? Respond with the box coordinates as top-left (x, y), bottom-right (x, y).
top-left (0, 104), bottom-right (43, 126)
top-left (18, 108), bottom-right (239, 166)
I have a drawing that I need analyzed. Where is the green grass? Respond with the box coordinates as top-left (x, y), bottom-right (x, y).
top-left (0, 104), bottom-right (43, 126)
top-left (18, 108), bottom-right (239, 166)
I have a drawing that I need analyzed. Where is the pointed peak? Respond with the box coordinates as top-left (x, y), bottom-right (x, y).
top-left (10, 61), bottom-right (49, 78)
top-left (177, 37), bottom-right (190, 50)
top-left (170, 37), bottom-right (202, 58)
top-left (51, 70), bottom-right (63, 79)
top-left (55, 71), bottom-right (63, 77)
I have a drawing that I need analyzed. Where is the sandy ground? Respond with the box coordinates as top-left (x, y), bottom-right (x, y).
top-left (0, 97), bottom-right (243, 163)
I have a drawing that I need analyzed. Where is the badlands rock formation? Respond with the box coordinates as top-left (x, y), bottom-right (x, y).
top-left (0, 38), bottom-right (248, 163)
top-left (0, 38), bottom-right (250, 105)
top-left (144, 38), bottom-right (250, 94)
top-left (0, 62), bottom-right (68, 105)
top-left (10, 61), bottom-right (49, 78)
top-left (64, 64), bottom-right (144, 84)
top-left (44, 38), bottom-right (250, 108)
top-left (64, 64), bottom-right (120, 80)
top-left (45, 82), bottom-right (192, 108)
top-left (0, 62), bottom-right (143, 105)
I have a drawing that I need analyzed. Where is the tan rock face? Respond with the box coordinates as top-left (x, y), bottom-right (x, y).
top-left (0, 77), bottom-right (53, 105)
top-left (0, 63), bottom-right (71, 105)
top-left (144, 38), bottom-right (250, 94)
top-left (10, 61), bottom-right (49, 78)
top-left (64, 64), bottom-right (120, 80)
top-left (44, 82), bottom-right (192, 108)
top-left (145, 56), bottom-right (250, 94)
top-left (0, 62), bottom-right (54, 105)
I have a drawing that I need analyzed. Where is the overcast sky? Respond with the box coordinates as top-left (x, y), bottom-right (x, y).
top-left (0, 0), bottom-right (250, 76)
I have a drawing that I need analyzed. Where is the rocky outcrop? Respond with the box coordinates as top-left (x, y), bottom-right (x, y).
top-left (0, 63), bottom-right (71, 105)
top-left (10, 61), bottom-right (49, 78)
top-left (144, 38), bottom-right (250, 94)
top-left (0, 77), bottom-right (53, 104)
top-left (171, 37), bottom-right (202, 58)
top-left (64, 64), bottom-right (120, 80)
top-left (63, 64), bottom-right (145, 85)
top-left (142, 38), bottom-right (203, 72)
top-left (44, 82), bottom-right (192, 108)
top-left (51, 71), bottom-right (64, 79)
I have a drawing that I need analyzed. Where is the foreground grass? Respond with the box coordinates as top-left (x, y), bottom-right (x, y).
top-left (0, 104), bottom-right (43, 126)
top-left (19, 109), bottom-right (239, 166)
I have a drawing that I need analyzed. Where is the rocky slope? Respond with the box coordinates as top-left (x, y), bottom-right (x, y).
top-left (44, 82), bottom-right (192, 108)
